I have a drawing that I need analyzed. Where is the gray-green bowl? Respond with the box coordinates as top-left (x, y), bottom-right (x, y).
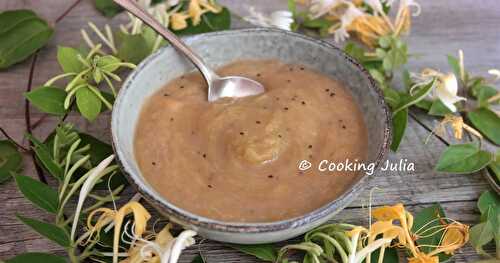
top-left (111, 28), bottom-right (391, 244)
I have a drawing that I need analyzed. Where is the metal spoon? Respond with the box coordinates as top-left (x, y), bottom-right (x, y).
top-left (113, 0), bottom-right (265, 102)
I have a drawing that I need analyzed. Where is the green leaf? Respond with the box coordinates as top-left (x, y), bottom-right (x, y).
top-left (476, 85), bottom-right (498, 107)
top-left (412, 204), bottom-right (451, 262)
top-left (447, 55), bottom-right (461, 80)
top-left (344, 42), bottom-right (367, 62)
top-left (116, 33), bottom-right (151, 64)
top-left (288, 0), bottom-right (297, 15)
top-left (229, 244), bottom-right (277, 262)
top-left (469, 221), bottom-right (494, 256)
top-left (191, 254), bottom-right (206, 263)
top-left (14, 174), bottom-right (59, 213)
top-left (96, 55), bottom-right (122, 72)
top-left (383, 88), bottom-right (401, 109)
top-left (94, 0), bottom-right (122, 17)
top-left (76, 86), bottom-right (102, 121)
top-left (390, 108), bottom-right (408, 152)
top-left (0, 10), bottom-right (37, 34)
top-left (302, 17), bottom-right (333, 29)
top-left (0, 10), bottom-right (53, 69)
top-left (489, 153), bottom-right (500, 182)
top-left (402, 69), bottom-right (412, 91)
top-left (93, 0), bottom-right (163, 17)
top-left (16, 214), bottom-right (70, 247)
top-left (0, 140), bottom-right (23, 184)
top-left (5, 252), bottom-right (67, 263)
top-left (435, 143), bottom-right (493, 173)
top-left (367, 247), bottom-right (399, 263)
top-left (467, 108), bottom-right (500, 145)
top-left (79, 133), bottom-right (128, 189)
top-left (24, 86), bottom-right (67, 115)
top-left (172, 7), bottom-right (231, 35)
top-left (428, 99), bottom-right (452, 116)
top-left (27, 134), bottom-right (64, 180)
top-left (478, 190), bottom-right (500, 215)
top-left (414, 99), bottom-right (432, 111)
top-left (393, 79), bottom-right (435, 115)
top-left (378, 36), bottom-right (391, 48)
top-left (57, 46), bottom-right (84, 73)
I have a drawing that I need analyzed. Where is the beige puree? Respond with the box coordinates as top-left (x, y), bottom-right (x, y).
top-left (134, 60), bottom-right (368, 222)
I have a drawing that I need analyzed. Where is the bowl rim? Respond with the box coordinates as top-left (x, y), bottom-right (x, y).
top-left (111, 27), bottom-right (392, 234)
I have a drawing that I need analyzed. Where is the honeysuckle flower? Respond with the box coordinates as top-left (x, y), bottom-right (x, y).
top-left (369, 221), bottom-right (405, 241)
top-left (71, 155), bottom-right (115, 241)
top-left (162, 229), bottom-right (197, 263)
top-left (188, 0), bottom-right (222, 26)
top-left (434, 114), bottom-right (485, 141)
top-left (309, 0), bottom-right (343, 19)
top-left (436, 114), bottom-right (464, 140)
top-left (436, 222), bottom-right (469, 255)
top-left (372, 203), bottom-right (406, 222)
top-left (112, 202), bottom-right (152, 263)
top-left (408, 253), bottom-right (439, 263)
top-left (372, 203), bottom-right (416, 254)
top-left (243, 7), bottom-right (294, 31)
top-left (311, 0), bottom-right (421, 46)
top-left (433, 73), bottom-right (466, 112)
top-left (489, 69), bottom-right (500, 81)
top-left (364, 0), bottom-right (385, 15)
top-left (394, 0), bottom-right (421, 35)
top-left (413, 69), bottom-right (466, 112)
top-left (328, 2), bottom-right (365, 42)
top-left (170, 12), bottom-right (190, 30)
top-left (119, 223), bottom-right (173, 263)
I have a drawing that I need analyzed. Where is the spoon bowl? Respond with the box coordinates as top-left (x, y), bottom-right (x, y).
top-left (114, 0), bottom-right (265, 102)
top-left (210, 76), bottom-right (265, 102)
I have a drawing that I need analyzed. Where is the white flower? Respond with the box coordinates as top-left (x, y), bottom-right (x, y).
top-left (244, 7), bottom-right (294, 31)
top-left (166, 0), bottom-right (179, 6)
top-left (488, 69), bottom-right (500, 81)
top-left (70, 155), bottom-right (115, 241)
top-left (309, 0), bottom-right (343, 19)
top-left (161, 230), bottom-right (197, 263)
top-left (364, 0), bottom-right (385, 14)
top-left (398, 0), bottom-right (421, 16)
top-left (433, 73), bottom-right (466, 112)
top-left (330, 3), bottom-right (364, 43)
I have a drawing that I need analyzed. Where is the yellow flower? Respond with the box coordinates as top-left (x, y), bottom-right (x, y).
top-left (188, 0), bottom-right (222, 26)
top-left (346, 226), bottom-right (367, 237)
top-left (113, 202), bottom-right (151, 263)
top-left (119, 224), bottom-right (173, 263)
top-left (369, 220), bottom-right (405, 242)
top-left (347, 15), bottom-right (391, 47)
top-left (432, 222), bottom-right (469, 255)
top-left (408, 253), bottom-right (439, 263)
top-left (372, 203), bottom-right (406, 221)
top-left (170, 12), bottom-right (190, 30)
top-left (437, 114), bottom-right (464, 140)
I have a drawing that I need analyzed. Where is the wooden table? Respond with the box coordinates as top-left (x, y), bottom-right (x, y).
top-left (1, 1), bottom-right (499, 262)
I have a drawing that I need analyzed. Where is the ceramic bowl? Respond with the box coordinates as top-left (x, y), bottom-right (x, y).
top-left (111, 28), bottom-right (391, 244)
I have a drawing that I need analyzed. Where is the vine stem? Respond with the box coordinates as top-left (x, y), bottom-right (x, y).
top-left (25, 52), bottom-right (47, 184)
top-left (0, 127), bottom-right (29, 152)
top-left (24, 0), bottom-right (85, 185)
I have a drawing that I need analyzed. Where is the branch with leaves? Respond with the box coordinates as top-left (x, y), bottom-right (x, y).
top-left (232, 203), bottom-right (469, 263)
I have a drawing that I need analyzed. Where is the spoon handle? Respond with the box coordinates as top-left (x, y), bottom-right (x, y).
top-left (113, 0), bottom-right (218, 83)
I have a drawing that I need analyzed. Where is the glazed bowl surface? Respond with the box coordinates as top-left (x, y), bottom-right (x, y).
top-left (111, 28), bottom-right (391, 244)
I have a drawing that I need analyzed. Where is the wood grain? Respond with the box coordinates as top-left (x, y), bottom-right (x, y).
top-left (1, 0), bottom-right (499, 262)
